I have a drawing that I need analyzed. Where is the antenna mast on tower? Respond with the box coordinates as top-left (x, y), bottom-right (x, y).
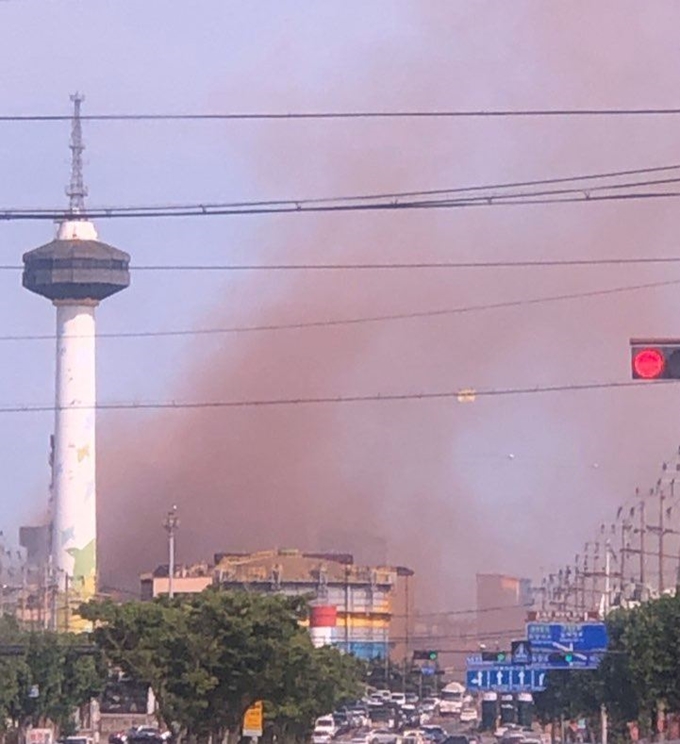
top-left (66, 93), bottom-right (88, 214)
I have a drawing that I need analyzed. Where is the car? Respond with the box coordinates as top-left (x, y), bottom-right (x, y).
top-left (391, 692), bottom-right (407, 706)
top-left (333, 713), bottom-right (351, 735)
top-left (441, 736), bottom-right (469, 744)
top-left (401, 704), bottom-right (422, 725)
top-left (401, 731), bottom-right (426, 744)
top-left (371, 729), bottom-right (398, 744)
top-left (500, 734), bottom-right (527, 744)
top-left (420, 725), bottom-right (446, 742)
top-left (460, 708), bottom-right (478, 724)
top-left (127, 729), bottom-right (171, 744)
top-left (312, 716), bottom-right (337, 744)
top-left (420, 698), bottom-right (439, 715)
top-left (351, 736), bottom-right (372, 744)
top-left (349, 708), bottom-right (369, 727)
top-left (405, 693), bottom-right (419, 705)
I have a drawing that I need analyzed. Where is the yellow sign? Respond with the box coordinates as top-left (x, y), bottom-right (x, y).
top-left (243, 701), bottom-right (263, 737)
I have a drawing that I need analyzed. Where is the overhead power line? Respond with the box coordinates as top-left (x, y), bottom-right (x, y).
top-left (8, 162), bottom-right (679, 213)
top-left (6, 259), bottom-right (680, 272)
top-left (1, 165), bottom-right (679, 221)
top-left (5, 278), bottom-right (679, 343)
top-left (0, 379), bottom-right (670, 415)
top-left (3, 189), bottom-right (680, 222)
top-left (393, 603), bottom-right (535, 620)
top-left (3, 108), bottom-right (680, 122)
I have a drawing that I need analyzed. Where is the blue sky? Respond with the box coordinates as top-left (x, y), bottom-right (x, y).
top-left (2, 1), bottom-right (680, 603)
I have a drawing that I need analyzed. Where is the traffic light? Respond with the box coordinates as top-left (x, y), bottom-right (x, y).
top-left (413, 650), bottom-right (438, 661)
top-left (481, 651), bottom-right (508, 662)
top-left (631, 340), bottom-right (680, 379)
top-left (548, 652), bottom-right (574, 664)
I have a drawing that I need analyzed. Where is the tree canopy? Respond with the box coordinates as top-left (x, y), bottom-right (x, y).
top-left (534, 593), bottom-right (680, 741)
top-left (0, 615), bottom-right (106, 735)
top-left (82, 590), bottom-right (364, 743)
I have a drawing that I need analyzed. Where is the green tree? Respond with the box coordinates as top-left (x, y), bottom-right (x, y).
top-left (264, 640), bottom-right (364, 743)
top-left (82, 590), bottom-right (363, 744)
top-left (0, 616), bottom-right (106, 735)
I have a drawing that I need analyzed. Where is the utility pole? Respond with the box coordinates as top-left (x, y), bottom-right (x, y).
top-left (638, 493), bottom-right (647, 598)
top-left (403, 573), bottom-right (410, 694)
top-left (20, 562), bottom-right (26, 627)
top-left (572, 557), bottom-right (580, 614)
top-left (344, 563), bottom-right (350, 653)
top-left (620, 518), bottom-right (630, 593)
top-left (604, 541), bottom-right (611, 616)
top-left (592, 541), bottom-right (600, 610)
top-left (582, 544), bottom-right (590, 612)
top-left (658, 484), bottom-right (665, 595)
top-left (163, 505), bottom-right (179, 599)
top-left (64, 573), bottom-right (70, 632)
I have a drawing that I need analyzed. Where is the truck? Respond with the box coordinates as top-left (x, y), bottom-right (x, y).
top-left (439, 682), bottom-right (465, 717)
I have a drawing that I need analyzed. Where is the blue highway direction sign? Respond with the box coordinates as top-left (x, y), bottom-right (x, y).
top-left (526, 623), bottom-right (608, 652)
top-left (466, 666), bottom-right (547, 692)
top-left (532, 651), bottom-right (604, 669)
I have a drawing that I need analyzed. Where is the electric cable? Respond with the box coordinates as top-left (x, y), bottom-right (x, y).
top-left (3, 108), bottom-right (680, 122)
top-left (2, 167), bottom-right (680, 221)
top-left (0, 379), bottom-right (669, 416)
top-left (4, 277), bottom-right (677, 343)
top-left (9, 162), bottom-right (678, 215)
top-left (8, 259), bottom-right (680, 272)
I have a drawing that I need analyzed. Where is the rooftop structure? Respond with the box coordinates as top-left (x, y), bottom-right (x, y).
top-left (140, 548), bottom-right (415, 661)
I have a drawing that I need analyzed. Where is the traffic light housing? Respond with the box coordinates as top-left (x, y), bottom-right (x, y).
top-left (481, 651), bottom-right (508, 662)
top-left (413, 650), bottom-right (438, 661)
top-left (631, 340), bottom-right (680, 379)
top-left (548, 652), bottom-right (574, 664)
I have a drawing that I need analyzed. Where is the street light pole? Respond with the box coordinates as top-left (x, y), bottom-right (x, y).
top-left (163, 505), bottom-right (179, 599)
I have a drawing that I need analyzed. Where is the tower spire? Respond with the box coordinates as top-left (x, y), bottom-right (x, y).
top-left (66, 92), bottom-right (88, 214)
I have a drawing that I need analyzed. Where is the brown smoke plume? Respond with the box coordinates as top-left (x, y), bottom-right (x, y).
top-left (98, 5), bottom-right (680, 607)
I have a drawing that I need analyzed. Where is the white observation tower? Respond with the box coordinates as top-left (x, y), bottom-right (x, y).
top-left (22, 94), bottom-right (130, 602)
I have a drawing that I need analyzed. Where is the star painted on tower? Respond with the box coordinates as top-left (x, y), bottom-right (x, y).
top-left (61, 526), bottom-right (75, 547)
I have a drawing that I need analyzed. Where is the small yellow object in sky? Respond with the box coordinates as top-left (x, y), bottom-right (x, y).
top-left (457, 389), bottom-right (477, 403)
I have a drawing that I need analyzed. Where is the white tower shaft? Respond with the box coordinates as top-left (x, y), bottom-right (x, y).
top-left (53, 300), bottom-right (97, 597)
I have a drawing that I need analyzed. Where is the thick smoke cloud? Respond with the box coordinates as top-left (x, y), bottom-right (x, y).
top-left (98, 4), bottom-right (680, 606)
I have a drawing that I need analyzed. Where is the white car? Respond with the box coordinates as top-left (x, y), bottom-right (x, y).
top-left (351, 737), bottom-right (372, 744)
top-left (391, 692), bottom-right (407, 706)
top-left (420, 698), bottom-right (440, 715)
top-left (401, 731), bottom-right (426, 744)
top-left (312, 716), bottom-right (337, 744)
top-left (460, 708), bottom-right (478, 724)
top-left (371, 729), bottom-right (398, 744)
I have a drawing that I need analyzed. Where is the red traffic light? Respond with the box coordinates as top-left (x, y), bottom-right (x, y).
top-left (632, 348), bottom-right (665, 379)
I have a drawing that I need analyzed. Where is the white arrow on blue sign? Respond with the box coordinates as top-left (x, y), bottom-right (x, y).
top-left (465, 667), bottom-right (546, 692)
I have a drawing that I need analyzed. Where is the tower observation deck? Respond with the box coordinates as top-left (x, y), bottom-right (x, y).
top-left (21, 94), bottom-right (130, 603)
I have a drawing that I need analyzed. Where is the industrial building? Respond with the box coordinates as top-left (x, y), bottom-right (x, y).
top-left (476, 573), bottom-right (533, 647)
top-left (140, 548), bottom-right (414, 661)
